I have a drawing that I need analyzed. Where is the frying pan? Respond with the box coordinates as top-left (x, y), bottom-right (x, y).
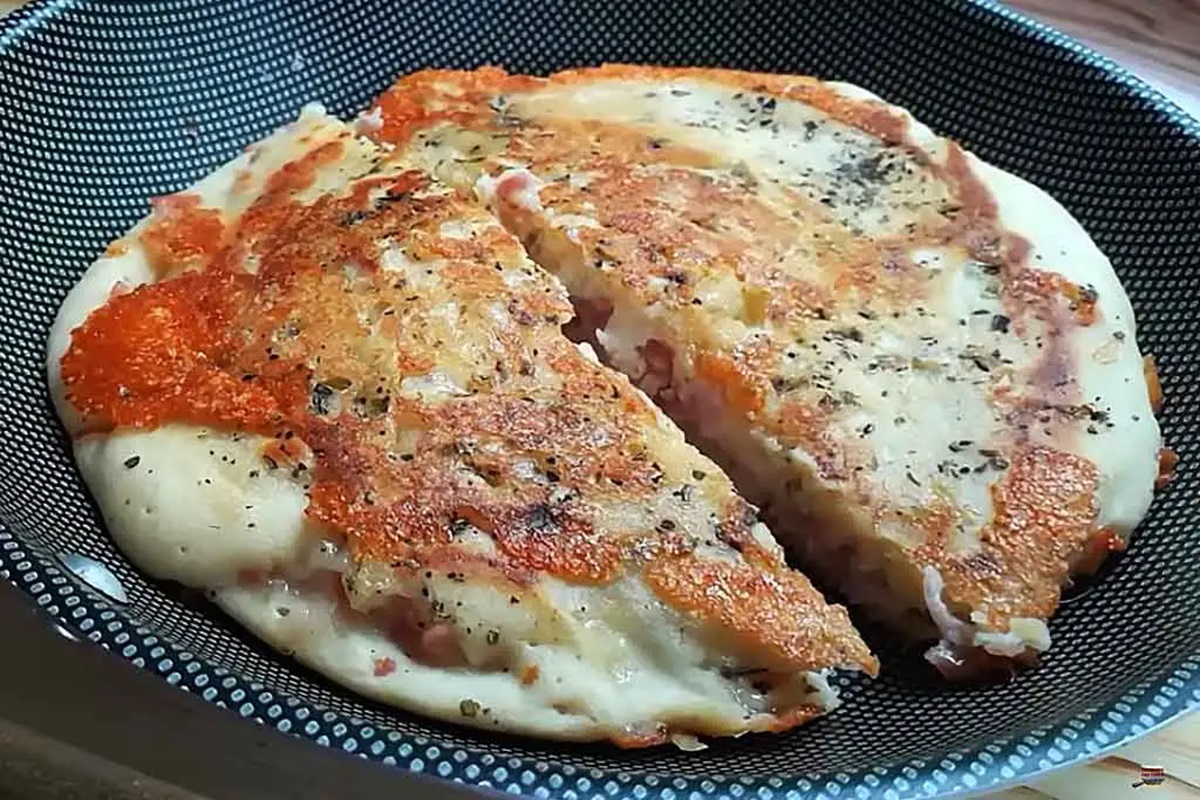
top-left (1, 1), bottom-right (1197, 798)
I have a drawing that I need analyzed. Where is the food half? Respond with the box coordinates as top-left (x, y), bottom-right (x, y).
top-left (48, 105), bottom-right (876, 746)
top-left (366, 66), bottom-right (1165, 677)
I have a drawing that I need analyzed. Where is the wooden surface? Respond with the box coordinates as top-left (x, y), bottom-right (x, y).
top-left (0, 0), bottom-right (1196, 799)
top-left (1009, 0), bottom-right (1200, 120)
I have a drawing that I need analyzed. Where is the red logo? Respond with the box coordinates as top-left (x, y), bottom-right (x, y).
top-left (1132, 765), bottom-right (1166, 788)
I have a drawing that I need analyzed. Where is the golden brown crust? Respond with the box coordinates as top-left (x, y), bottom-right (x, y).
top-left (1144, 355), bottom-right (1164, 413)
top-left (644, 554), bottom-right (869, 673)
top-left (367, 65), bottom-right (1144, 644)
top-left (59, 118), bottom-right (875, 702)
top-left (923, 447), bottom-right (1098, 625)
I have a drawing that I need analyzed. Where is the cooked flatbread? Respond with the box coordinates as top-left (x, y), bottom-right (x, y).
top-left (366, 66), bottom-right (1164, 676)
top-left (48, 105), bottom-right (875, 746)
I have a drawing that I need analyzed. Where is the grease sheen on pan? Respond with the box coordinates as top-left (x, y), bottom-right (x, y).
top-left (47, 106), bottom-right (876, 747)
top-left (366, 65), bottom-right (1164, 677)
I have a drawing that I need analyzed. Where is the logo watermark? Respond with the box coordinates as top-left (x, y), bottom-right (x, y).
top-left (1132, 765), bottom-right (1166, 789)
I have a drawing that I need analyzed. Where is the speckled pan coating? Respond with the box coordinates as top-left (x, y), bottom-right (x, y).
top-left (0, 1), bottom-right (1197, 798)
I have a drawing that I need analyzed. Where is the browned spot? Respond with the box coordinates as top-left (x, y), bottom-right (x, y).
top-left (767, 280), bottom-right (836, 322)
top-left (645, 554), bottom-right (877, 675)
top-left (261, 138), bottom-right (348, 199)
top-left (713, 496), bottom-right (777, 565)
top-left (886, 498), bottom-right (957, 550)
top-left (510, 119), bottom-right (721, 173)
top-left (1060, 280), bottom-right (1099, 326)
top-left (1144, 355), bottom-right (1164, 412)
top-left (769, 401), bottom-right (845, 481)
top-left (140, 193), bottom-right (227, 277)
top-left (692, 350), bottom-right (769, 415)
top-left (935, 447), bottom-right (1099, 626)
top-left (1073, 526), bottom-right (1125, 577)
top-left (370, 67), bottom-right (540, 147)
top-left (489, 501), bottom-right (623, 584)
top-left (1157, 448), bottom-right (1178, 488)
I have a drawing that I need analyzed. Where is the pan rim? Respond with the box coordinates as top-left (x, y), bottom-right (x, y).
top-left (3, 526), bottom-right (1195, 797)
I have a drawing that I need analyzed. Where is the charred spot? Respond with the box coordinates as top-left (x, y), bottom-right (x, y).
top-left (961, 550), bottom-right (1003, 578)
top-left (714, 501), bottom-right (760, 554)
top-left (960, 347), bottom-right (1000, 373)
top-left (770, 376), bottom-right (807, 394)
top-left (507, 298), bottom-right (538, 326)
top-left (310, 382), bottom-right (335, 415)
top-left (835, 151), bottom-right (894, 192)
top-left (378, 190), bottom-right (411, 205)
top-left (339, 209), bottom-right (371, 228)
top-left (825, 327), bottom-right (863, 343)
top-left (523, 503), bottom-right (557, 534)
top-left (721, 666), bottom-right (768, 679)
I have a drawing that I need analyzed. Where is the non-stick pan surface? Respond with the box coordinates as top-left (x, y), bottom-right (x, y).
top-left (1, 1), bottom-right (1197, 797)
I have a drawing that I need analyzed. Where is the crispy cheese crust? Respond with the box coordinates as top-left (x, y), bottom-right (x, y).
top-left (49, 106), bottom-right (874, 745)
top-left (367, 66), bottom-right (1162, 674)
